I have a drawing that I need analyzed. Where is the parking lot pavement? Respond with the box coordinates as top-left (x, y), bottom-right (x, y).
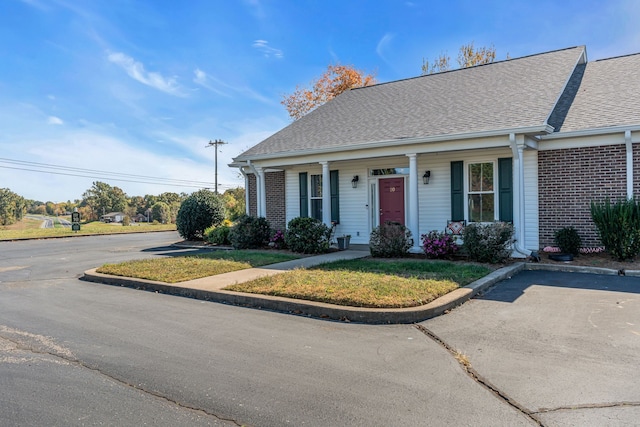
top-left (422, 270), bottom-right (640, 426)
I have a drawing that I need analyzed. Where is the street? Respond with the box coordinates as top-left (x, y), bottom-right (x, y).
top-left (1, 233), bottom-right (639, 426)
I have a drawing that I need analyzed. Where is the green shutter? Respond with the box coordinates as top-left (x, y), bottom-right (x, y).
top-left (498, 157), bottom-right (513, 223)
top-left (450, 161), bottom-right (464, 221)
top-left (299, 172), bottom-right (308, 217)
top-left (330, 170), bottom-right (340, 224)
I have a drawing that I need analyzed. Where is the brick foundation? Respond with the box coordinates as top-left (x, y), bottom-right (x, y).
top-left (538, 145), bottom-right (627, 248)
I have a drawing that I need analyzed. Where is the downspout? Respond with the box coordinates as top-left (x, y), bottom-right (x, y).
top-left (510, 133), bottom-right (532, 258)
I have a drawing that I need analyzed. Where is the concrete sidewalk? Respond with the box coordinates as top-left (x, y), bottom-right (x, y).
top-left (82, 248), bottom-right (525, 324)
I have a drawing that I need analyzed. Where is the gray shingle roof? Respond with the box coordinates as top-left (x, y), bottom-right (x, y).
top-left (236, 46), bottom-right (586, 160)
top-left (551, 53), bottom-right (640, 132)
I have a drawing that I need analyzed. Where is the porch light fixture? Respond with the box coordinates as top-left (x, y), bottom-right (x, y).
top-left (422, 170), bottom-right (431, 185)
top-left (351, 175), bottom-right (359, 188)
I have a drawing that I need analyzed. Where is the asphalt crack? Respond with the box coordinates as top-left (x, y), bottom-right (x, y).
top-left (414, 324), bottom-right (544, 426)
top-left (535, 401), bottom-right (640, 413)
top-left (0, 325), bottom-right (244, 426)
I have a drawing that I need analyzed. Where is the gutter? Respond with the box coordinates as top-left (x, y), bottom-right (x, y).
top-left (538, 124), bottom-right (640, 141)
top-left (232, 125), bottom-right (554, 163)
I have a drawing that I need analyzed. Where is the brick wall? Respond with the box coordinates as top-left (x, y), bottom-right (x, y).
top-left (245, 171), bottom-right (286, 231)
top-left (538, 145), bottom-right (627, 248)
top-left (247, 174), bottom-right (257, 217)
top-left (265, 171), bottom-right (286, 230)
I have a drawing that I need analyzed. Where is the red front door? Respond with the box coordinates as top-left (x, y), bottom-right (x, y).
top-left (379, 177), bottom-right (405, 225)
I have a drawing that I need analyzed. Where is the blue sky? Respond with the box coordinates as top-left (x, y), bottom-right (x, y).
top-left (2, 0), bottom-right (639, 202)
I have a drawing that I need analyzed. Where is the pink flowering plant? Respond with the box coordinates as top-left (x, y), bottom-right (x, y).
top-left (421, 230), bottom-right (458, 259)
top-left (270, 229), bottom-right (287, 249)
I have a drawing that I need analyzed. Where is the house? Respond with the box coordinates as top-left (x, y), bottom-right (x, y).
top-left (231, 46), bottom-right (640, 255)
top-left (101, 212), bottom-right (126, 223)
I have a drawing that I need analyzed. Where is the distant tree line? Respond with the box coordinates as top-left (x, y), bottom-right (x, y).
top-left (12, 181), bottom-right (245, 225)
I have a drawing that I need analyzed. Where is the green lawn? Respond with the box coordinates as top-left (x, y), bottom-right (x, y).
top-left (225, 259), bottom-right (491, 308)
top-left (0, 217), bottom-right (176, 240)
top-left (96, 251), bottom-right (300, 283)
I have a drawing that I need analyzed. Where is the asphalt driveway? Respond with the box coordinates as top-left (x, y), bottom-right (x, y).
top-left (422, 270), bottom-right (640, 426)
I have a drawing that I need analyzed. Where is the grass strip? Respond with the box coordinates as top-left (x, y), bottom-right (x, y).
top-left (1, 220), bottom-right (176, 240)
top-left (96, 251), bottom-right (299, 283)
top-left (225, 258), bottom-right (491, 308)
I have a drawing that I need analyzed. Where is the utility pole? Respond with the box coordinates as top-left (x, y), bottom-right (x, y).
top-left (206, 139), bottom-right (227, 194)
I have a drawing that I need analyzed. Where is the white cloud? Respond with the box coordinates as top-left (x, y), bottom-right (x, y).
top-left (193, 68), bottom-right (274, 104)
top-left (193, 68), bottom-right (230, 97)
top-left (252, 40), bottom-right (283, 59)
top-left (47, 116), bottom-right (64, 125)
top-left (107, 51), bottom-right (186, 97)
top-left (376, 33), bottom-right (395, 62)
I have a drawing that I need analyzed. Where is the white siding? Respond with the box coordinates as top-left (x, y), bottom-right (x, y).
top-left (283, 147), bottom-right (528, 246)
top-left (417, 148), bottom-right (512, 237)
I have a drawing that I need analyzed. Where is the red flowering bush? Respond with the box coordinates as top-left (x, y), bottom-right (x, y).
top-left (269, 229), bottom-right (287, 249)
top-left (421, 230), bottom-right (458, 259)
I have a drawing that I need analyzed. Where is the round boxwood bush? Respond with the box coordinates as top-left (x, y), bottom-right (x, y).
top-left (554, 226), bottom-right (582, 256)
top-left (462, 221), bottom-right (514, 263)
top-left (228, 215), bottom-right (272, 249)
top-left (205, 224), bottom-right (231, 245)
top-left (369, 221), bottom-right (412, 258)
top-left (176, 189), bottom-right (225, 240)
top-left (284, 217), bottom-right (331, 254)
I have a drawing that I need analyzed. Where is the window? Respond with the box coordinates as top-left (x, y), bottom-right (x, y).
top-left (299, 171), bottom-right (340, 223)
top-left (468, 162), bottom-right (495, 222)
top-left (451, 159), bottom-right (512, 224)
top-left (310, 174), bottom-right (322, 221)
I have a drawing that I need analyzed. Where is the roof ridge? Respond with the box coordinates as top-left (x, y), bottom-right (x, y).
top-left (594, 51), bottom-right (640, 62)
top-left (352, 45), bottom-right (586, 90)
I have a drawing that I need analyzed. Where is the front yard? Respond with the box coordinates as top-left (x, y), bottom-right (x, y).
top-left (96, 251), bottom-right (492, 308)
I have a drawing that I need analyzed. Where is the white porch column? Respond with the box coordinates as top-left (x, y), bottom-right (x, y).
top-left (407, 153), bottom-right (421, 253)
top-left (320, 161), bottom-right (331, 226)
top-left (255, 167), bottom-right (266, 218)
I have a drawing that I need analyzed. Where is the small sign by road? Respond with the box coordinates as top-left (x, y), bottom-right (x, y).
top-left (71, 212), bottom-right (80, 223)
top-left (72, 223), bottom-right (80, 231)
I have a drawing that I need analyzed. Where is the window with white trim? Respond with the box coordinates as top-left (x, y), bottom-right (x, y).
top-left (310, 174), bottom-right (322, 221)
top-left (468, 162), bottom-right (495, 222)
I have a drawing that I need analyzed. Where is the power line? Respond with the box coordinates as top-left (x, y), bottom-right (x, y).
top-left (0, 164), bottom-right (222, 189)
top-left (0, 157), bottom-right (218, 186)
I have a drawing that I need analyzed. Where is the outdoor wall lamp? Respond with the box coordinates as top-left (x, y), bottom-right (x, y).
top-left (351, 175), bottom-right (359, 188)
top-left (423, 170), bottom-right (431, 185)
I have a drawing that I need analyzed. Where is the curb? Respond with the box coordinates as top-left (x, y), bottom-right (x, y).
top-left (81, 263), bottom-right (525, 324)
top-left (81, 261), bottom-right (640, 324)
top-left (524, 262), bottom-right (640, 277)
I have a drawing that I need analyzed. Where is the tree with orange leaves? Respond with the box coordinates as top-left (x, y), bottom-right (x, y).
top-left (281, 64), bottom-right (377, 121)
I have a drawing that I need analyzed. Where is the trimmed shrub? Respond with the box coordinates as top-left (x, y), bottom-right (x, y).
top-left (369, 221), bottom-right (412, 258)
top-left (122, 215), bottom-right (130, 226)
top-left (285, 217), bottom-right (331, 254)
top-left (205, 224), bottom-right (231, 245)
top-left (590, 198), bottom-right (640, 261)
top-left (462, 222), bottom-right (514, 263)
top-left (176, 189), bottom-right (225, 240)
top-left (421, 230), bottom-right (458, 259)
top-left (554, 226), bottom-right (582, 256)
top-left (229, 215), bottom-right (272, 249)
